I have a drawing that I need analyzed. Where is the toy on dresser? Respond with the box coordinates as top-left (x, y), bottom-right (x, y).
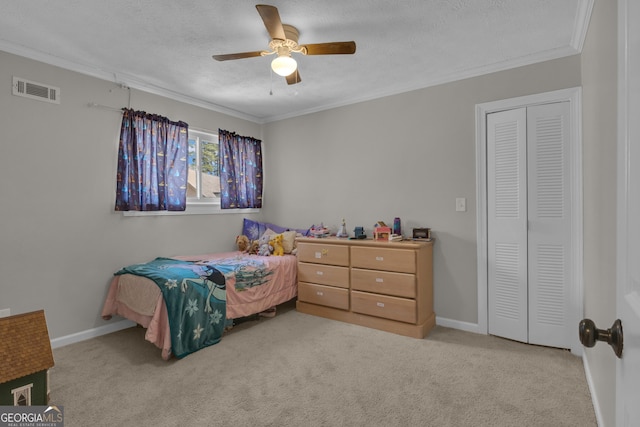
top-left (309, 223), bottom-right (330, 238)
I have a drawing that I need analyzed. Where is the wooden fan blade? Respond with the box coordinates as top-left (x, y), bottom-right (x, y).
top-left (301, 41), bottom-right (356, 55)
top-left (286, 70), bottom-right (302, 85)
top-left (256, 4), bottom-right (286, 40)
top-left (212, 51), bottom-right (264, 61)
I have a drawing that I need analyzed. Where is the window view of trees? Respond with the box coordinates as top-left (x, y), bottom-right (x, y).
top-left (187, 130), bottom-right (220, 201)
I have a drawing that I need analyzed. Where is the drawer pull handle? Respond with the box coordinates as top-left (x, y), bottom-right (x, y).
top-left (376, 256), bottom-right (384, 261)
top-left (317, 291), bottom-right (324, 296)
top-left (316, 271), bottom-right (324, 276)
top-left (376, 278), bottom-right (384, 283)
top-left (315, 252), bottom-right (322, 259)
top-left (376, 302), bottom-right (385, 308)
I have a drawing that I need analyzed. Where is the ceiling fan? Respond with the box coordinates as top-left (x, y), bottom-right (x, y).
top-left (212, 4), bottom-right (356, 85)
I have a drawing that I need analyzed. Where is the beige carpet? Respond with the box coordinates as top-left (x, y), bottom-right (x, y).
top-left (50, 301), bottom-right (596, 427)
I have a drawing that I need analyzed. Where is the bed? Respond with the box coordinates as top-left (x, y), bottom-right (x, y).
top-left (102, 219), bottom-right (310, 359)
top-left (102, 251), bottom-right (298, 359)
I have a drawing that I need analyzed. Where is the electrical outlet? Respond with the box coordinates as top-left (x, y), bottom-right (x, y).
top-left (456, 197), bottom-right (467, 212)
top-left (0, 308), bottom-right (10, 318)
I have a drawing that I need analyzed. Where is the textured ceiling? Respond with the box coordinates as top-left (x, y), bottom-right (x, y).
top-left (0, 0), bottom-right (590, 123)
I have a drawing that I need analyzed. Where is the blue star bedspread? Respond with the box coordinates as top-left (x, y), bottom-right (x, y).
top-left (115, 257), bottom-right (227, 358)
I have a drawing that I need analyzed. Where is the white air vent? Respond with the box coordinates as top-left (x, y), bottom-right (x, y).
top-left (12, 76), bottom-right (60, 104)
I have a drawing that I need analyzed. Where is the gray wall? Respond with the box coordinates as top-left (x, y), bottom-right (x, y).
top-left (581, 1), bottom-right (618, 426)
top-left (0, 51), bottom-right (262, 339)
top-left (262, 56), bottom-right (581, 325)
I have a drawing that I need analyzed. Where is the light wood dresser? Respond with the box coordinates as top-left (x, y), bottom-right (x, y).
top-left (296, 237), bottom-right (435, 338)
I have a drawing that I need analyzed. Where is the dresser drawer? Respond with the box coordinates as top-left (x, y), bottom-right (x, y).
top-left (351, 291), bottom-right (416, 324)
top-left (298, 282), bottom-right (349, 310)
top-left (297, 243), bottom-right (349, 266)
top-left (351, 247), bottom-right (416, 273)
top-left (351, 268), bottom-right (416, 298)
top-left (298, 262), bottom-right (349, 288)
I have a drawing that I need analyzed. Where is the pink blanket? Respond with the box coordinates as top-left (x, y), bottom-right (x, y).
top-left (102, 251), bottom-right (297, 359)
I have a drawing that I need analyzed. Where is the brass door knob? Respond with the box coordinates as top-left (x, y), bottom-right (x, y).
top-left (579, 318), bottom-right (623, 358)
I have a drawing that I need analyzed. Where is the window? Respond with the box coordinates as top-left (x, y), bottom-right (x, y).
top-left (121, 127), bottom-right (260, 216)
top-left (187, 130), bottom-right (220, 206)
top-left (12, 384), bottom-right (32, 406)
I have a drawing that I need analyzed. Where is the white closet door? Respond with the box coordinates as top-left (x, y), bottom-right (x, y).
top-left (526, 102), bottom-right (571, 348)
top-left (487, 108), bottom-right (528, 343)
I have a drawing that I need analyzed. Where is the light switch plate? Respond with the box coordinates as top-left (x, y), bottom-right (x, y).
top-left (456, 197), bottom-right (466, 212)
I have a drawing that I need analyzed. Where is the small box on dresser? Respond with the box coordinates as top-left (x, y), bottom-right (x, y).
top-left (296, 237), bottom-right (435, 339)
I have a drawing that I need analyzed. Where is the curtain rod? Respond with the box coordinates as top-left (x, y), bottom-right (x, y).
top-left (87, 102), bottom-right (123, 112)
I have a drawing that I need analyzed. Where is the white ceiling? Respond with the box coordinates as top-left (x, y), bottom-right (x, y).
top-left (0, 1), bottom-right (590, 123)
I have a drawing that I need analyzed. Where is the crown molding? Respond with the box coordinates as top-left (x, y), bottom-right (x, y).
top-left (571, 0), bottom-right (595, 52)
top-left (0, 41), bottom-right (264, 124)
top-left (2, 23), bottom-right (586, 126)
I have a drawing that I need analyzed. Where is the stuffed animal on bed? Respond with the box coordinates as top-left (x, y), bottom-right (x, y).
top-left (236, 235), bottom-right (250, 252)
top-left (247, 239), bottom-right (259, 255)
top-left (257, 234), bottom-right (273, 256)
top-left (270, 234), bottom-right (284, 256)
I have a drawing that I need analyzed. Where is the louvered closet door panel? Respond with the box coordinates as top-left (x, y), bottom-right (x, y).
top-left (526, 102), bottom-right (571, 348)
top-left (487, 108), bottom-right (528, 343)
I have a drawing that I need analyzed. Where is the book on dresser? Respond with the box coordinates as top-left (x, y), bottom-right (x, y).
top-left (295, 236), bottom-right (435, 338)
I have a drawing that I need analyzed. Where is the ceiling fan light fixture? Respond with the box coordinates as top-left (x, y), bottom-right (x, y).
top-left (271, 54), bottom-right (297, 77)
top-left (212, 5), bottom-right (355, 86)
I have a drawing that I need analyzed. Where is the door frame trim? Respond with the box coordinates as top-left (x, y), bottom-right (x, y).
top-left (475, 87), bottom-right (584, 355)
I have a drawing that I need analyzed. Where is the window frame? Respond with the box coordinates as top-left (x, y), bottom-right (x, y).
top-left (12, 383), bottom-right (32, 406)
top-left (187, 129), bottom-right (221, 207)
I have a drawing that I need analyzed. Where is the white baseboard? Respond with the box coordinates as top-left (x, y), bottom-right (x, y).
top-left (50, 319), bottom-right (136, 349)
top-left (50, 316), bottom-right (480, 349)
top-left (582, 353), bottom-right (605, 427)
top-left (435, 316), bottom-right (481, 334)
